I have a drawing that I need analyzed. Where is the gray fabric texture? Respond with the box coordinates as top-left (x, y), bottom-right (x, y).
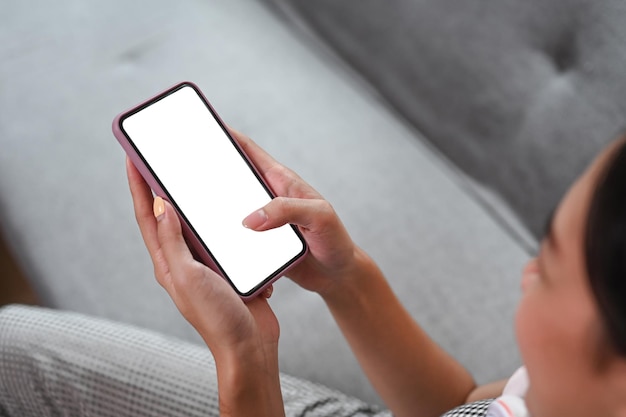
top-left (0, 0), bottom-right (530, 405)
top-left (0, 305), bottom-right (494, 417)
top-left (0, 304), bottom-right (389, 417)
top-left (263, 0), bottom-right (626, 237)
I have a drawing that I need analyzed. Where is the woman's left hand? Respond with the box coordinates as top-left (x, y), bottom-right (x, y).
top-left (126, 157), bottom-right (279, 362)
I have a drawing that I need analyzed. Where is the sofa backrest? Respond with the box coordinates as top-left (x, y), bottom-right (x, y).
top-left (264, 0), bottom-right (626, 237)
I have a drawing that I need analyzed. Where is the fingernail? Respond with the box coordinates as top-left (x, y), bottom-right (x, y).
top-left (242, 209), bottom-right (267, 229)
top-left (153, 197), bottom-right (165, 221)
top-left (262, 285), bottom-right (274, 299)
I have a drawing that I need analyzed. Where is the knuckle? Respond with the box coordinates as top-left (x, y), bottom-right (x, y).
top-left (271, 196), bottom-right (291, 213)
top-left (272, 164), bottom-right (294, 179)
top-left (268, 165), bottom-right (305, 194)
top-left (159, 224), bottom-right (184, 247)
top-left (170, 262), bottom-right (203, 293)
top-left (317, 199), bottom-right (336, 218)
top-left (153, 267), bottom-right (167, 288)
top-left (314, 199), bottom-right (338, 230)
top-left (266, 164), bottom-right (290, 184)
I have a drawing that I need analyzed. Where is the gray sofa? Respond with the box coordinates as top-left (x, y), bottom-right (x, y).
top-left (2, 0), bottom-right (625, 406)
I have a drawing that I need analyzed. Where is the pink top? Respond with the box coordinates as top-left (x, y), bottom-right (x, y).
top-left (486, 367), bottom-right (530, 417)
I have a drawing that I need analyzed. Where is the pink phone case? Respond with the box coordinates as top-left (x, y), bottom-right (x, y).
top-left (112, 81), bottom-right (307, 300)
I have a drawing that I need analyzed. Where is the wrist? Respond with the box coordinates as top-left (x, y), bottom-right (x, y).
top-left (214, 340), bottom-right (284, 417)
top-left (211, 328), bottom-right (279, 373)
top-left (319, 246), bottom-right (380, 306)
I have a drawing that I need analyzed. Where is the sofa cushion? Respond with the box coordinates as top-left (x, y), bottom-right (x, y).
top-left (1, 0), bottom-right (529, 405)
top-left (264, 0), bottom-right (626, 237)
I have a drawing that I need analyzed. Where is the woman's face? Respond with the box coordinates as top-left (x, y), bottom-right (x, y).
top-left (515, 140), bottom-right (626, 417)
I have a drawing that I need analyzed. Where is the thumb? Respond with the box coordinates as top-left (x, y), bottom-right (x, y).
top-left (153, 197), bottom-right (195, 276)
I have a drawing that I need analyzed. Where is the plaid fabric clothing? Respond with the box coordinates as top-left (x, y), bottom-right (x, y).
top-left (0, 305), bottom-right (491, 417)
top-left (441, 400), bottom-right (492, 417)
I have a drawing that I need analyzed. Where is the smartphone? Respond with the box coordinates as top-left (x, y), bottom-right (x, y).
top-left (112, 81), bottom-right (307, 299)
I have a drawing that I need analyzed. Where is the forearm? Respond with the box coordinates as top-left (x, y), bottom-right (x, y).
top-left (213, 342), bottom-right (285, 417)
top-left (322, 248), bottom-right (476, 417)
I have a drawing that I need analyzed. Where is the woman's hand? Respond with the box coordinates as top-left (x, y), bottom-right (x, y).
top-left (128, 158), bottom-right (286, 416)
top-left (233, 131), bottom-right (478, 417)
top-left (232, 128), bottom-right (365, 297)
top-left (126, 157), bottom-right (278, 359)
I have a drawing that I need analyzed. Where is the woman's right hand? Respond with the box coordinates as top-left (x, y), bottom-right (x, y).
top-left (232, 129), bottom-right (367, 297)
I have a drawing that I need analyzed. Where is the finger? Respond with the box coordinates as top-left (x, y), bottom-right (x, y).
top-left (261, 285), bottom-right (274, 299)
top-left (152, 197), bottom-right (245, 332)
top-left (153, 197), bottom-right (197, 280)
top-left (243, 196), bottom-right (335, 233)
top-left (227, 127), bottom-right (279, 176)
top-left (126, 157), bottom-right (162, 260)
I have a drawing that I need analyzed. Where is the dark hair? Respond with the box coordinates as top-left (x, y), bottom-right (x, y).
top-left (585, 136), bottom-right (626, 356)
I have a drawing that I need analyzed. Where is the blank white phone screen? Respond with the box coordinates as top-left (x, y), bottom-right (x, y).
top-left (122, 85), bottom-right (305, 294)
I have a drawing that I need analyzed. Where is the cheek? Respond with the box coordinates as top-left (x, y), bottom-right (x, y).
top-left (514, 287), bottom-right (549, 415)
top-left (517, 262), bottom-right (543, 354)
top-left (514, 285), bottom-right (600, 417)
top-left (516, 304), bottom-right (557, 417)
top-left (514, 295), bottom-right (535, 368)
top-left (516, 263), bottom-right (540, 364)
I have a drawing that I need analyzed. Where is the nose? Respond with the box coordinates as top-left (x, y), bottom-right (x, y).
top-left (522, 258), bottom-right (539, 275)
